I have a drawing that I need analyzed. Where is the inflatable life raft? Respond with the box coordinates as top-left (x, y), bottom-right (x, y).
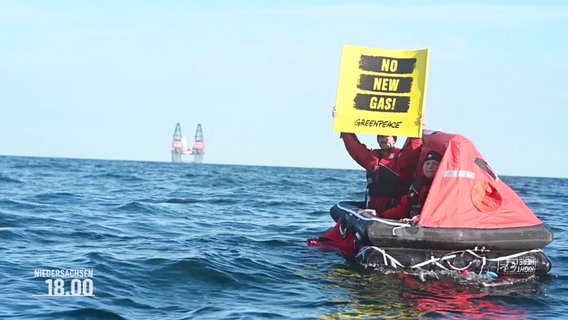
top-left (332, 201), bottom-right (552, 276)
top-left (321, 132), bottom-right (554, 276)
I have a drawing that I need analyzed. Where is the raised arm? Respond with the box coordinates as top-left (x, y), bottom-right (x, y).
top-left (340, 132), bottom-right (372, 168)
top-left (332, 105), bottom-right (372, 168)
top-left (398, 117), bottom-right (428, 173)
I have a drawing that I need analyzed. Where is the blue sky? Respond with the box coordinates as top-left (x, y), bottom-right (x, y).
top-left (1, 1), bottom-right (567, 178)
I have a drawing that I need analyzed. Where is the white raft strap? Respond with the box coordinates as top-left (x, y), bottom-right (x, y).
top-left (356, 246), bottom-right (405, 269)
top-left (412, 249), bottom-right (543, 273)
top-left (359, 246), bottom-right (544, 274)
top-left (336, 202), bottom-right (411, 229)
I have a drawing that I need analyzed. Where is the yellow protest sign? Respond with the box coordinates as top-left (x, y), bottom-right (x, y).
top-left (333, 45), bottom-right (429, 138)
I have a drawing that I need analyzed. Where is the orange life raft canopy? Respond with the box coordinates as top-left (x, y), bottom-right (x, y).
top-left (417, 132), bottom-right (543, 229)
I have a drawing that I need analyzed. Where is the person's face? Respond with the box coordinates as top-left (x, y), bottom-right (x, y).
top-left (376, 135), bottom-right (396, 150)
top-left (423, 160), bottom-right (440, 179)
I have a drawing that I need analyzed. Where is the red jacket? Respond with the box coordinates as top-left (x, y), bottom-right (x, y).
top-left (340, 133), bottom-right (422, 213)
top-left (381, 176), bottom-right (432, 220)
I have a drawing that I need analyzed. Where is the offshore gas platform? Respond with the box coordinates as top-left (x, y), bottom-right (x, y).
top-left (171, 123), bottom-right (205, 163)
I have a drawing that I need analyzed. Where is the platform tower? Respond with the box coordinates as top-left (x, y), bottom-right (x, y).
top-left (192, 124), bottom-right (205, 163)
top-left (171, 123), bottom-right (187, 163)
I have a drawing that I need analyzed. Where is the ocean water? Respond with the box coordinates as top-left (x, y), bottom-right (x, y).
top-left (1, 155), bottom-right (567, 319)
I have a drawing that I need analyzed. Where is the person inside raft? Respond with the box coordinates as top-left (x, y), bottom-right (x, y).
top-left (366, 150), bottom-right (442, 220)
top-left (332, 106), bottom-right (423, 214)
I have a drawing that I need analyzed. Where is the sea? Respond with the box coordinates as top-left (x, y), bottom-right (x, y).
top-left (1, 155), bottom-right (567, 319)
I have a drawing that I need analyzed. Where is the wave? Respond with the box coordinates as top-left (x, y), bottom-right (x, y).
top-left (41, 308), bottom-right (127, 320)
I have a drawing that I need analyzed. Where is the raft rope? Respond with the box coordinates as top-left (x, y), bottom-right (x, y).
top-left (336, 202), bottom-right (415, 236)
top-left (336, 202), bottom-right (409, 228)
top-left (358, 246), bottom-right (544, 275)
top-left (356, 246), bottom-right (405, 269)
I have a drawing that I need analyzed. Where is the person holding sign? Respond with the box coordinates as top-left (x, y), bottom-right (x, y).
top-left (308, 45), bottom-right (430, 258)
top-left (306, 107), bottom-right (424, 259)
top-left (333, 106), bottom-right (424, 215)
top-left (332, 46), bottom-right (429, 216)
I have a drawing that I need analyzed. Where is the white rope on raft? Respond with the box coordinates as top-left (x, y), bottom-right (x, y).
top-left (336, 202), bottom-right (410, 227)
top-left (335, 202), bottom-right (418, 236)
top-left (356, 246), bottom-right (405, 269)
top-left (358, 246), bottom-right (544, 274)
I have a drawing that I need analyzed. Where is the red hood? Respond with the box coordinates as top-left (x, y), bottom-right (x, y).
top-left (417, 132), bottom-right (543, 229)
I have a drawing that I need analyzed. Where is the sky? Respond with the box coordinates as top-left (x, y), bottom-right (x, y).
top-left (1, 1), bottom-right (567, 178)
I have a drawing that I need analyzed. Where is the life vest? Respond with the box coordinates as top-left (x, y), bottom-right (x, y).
top-left (407, 177), bottom-right (433, 217)
top-left (366, 148), bottom-right (401, 198)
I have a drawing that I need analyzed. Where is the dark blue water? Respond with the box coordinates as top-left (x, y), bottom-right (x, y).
top-left (1, 156), bottom-right (566, 319)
